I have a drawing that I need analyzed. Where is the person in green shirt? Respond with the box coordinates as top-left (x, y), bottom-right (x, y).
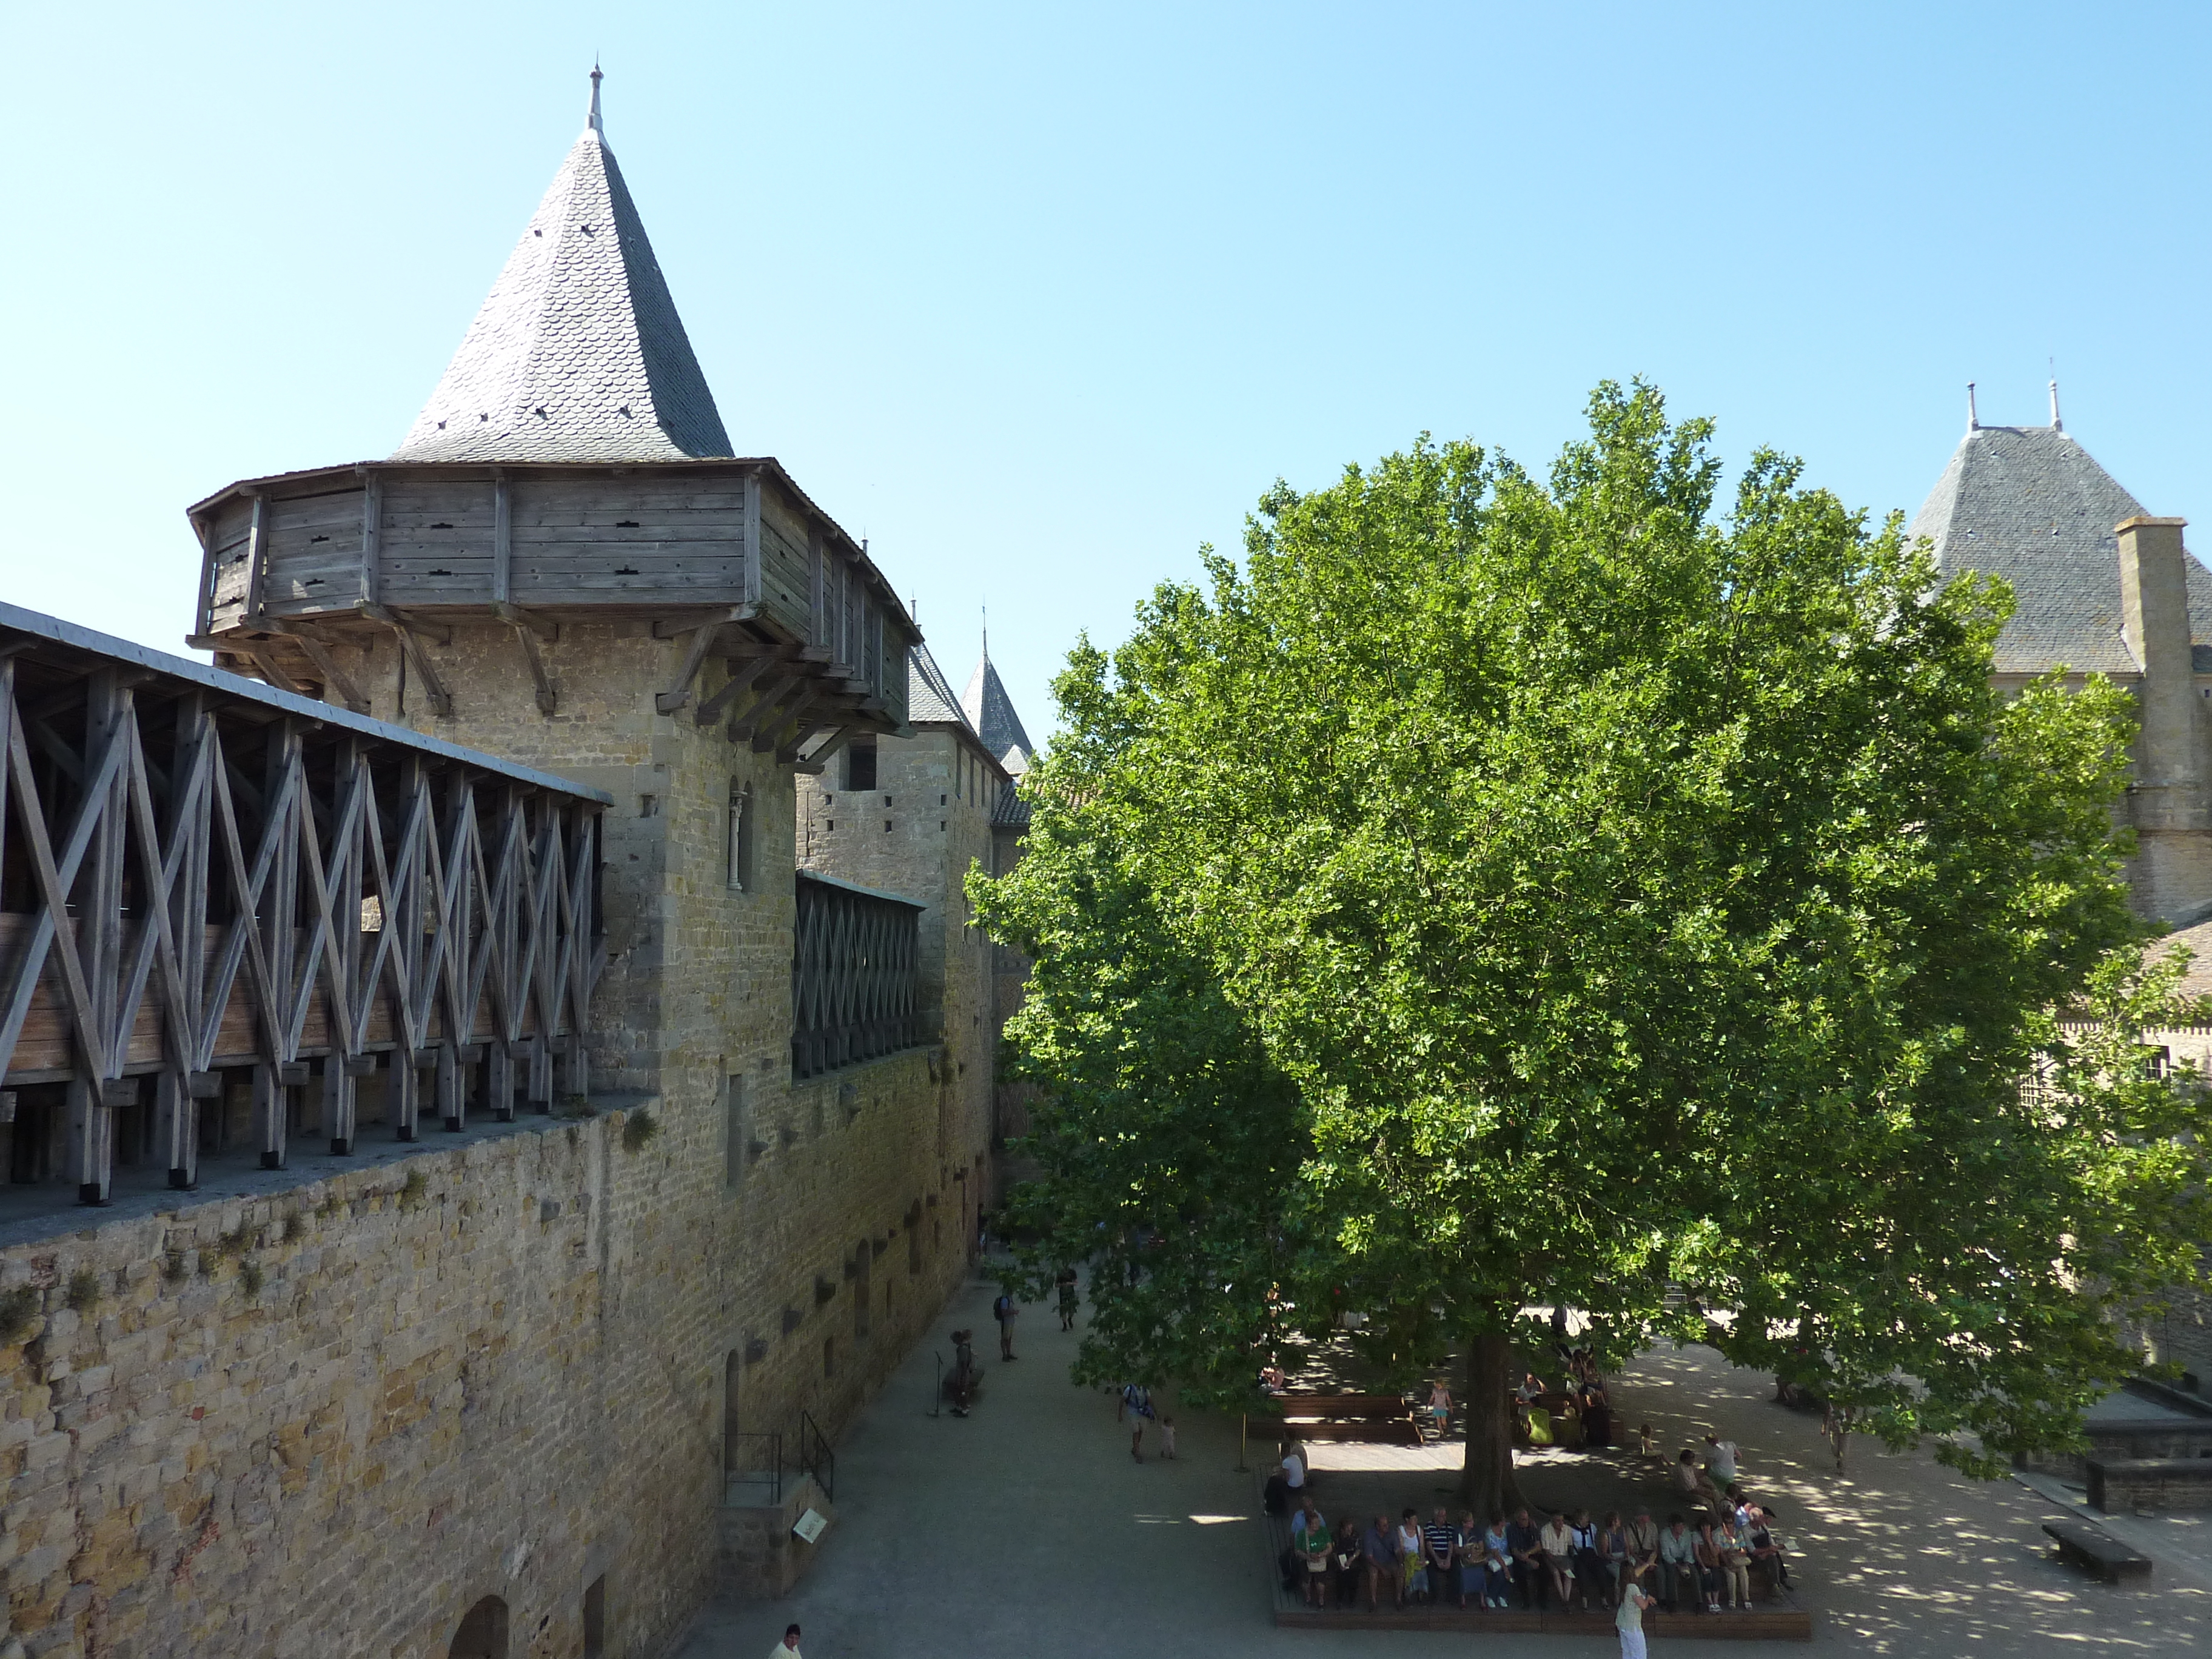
top-left (1302, 1512), bottom-right (1333, 1607)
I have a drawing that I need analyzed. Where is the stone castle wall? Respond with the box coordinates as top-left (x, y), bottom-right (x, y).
top-left (0, 618), bottom-right (1000, 1657)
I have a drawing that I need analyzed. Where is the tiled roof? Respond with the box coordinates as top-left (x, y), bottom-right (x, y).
top-left (962, 649), bottom-right (1033, 767)
top-left (991, 779), bottom-right (1031, 829)
top-left (392, 99), bottom-right (731, 464)
top-left (1909, 424), bottom-right (2212, 677)
top-left (907, 643), bottom-right (971, 730)
top-left (2150, 914), bottom-right (2212, 998)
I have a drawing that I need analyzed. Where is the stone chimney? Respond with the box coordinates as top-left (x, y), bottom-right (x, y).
top-left (2116, 515), bottom-right (2212, 919)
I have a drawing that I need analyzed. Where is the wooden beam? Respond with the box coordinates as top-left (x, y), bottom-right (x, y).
top-left (242, 495), bottom-right (270, 622)
top-left (358, 603), bottom-right (452, 717)
top-left (692, 652), bottom-right (778, 726)
top-left (360, 471), bottom-right (382, 605)
top-left (743, 470), bottom-right (763, 607)
top-left (240, 643), bottom-right (305, 698)
top-left (355, 600), bottom-right (452, 648)
top-left (726, 672), bottom-right (803, 740)
top-left (651, 603), bottom-right (757, 642)
top-left (491, 472), bottom-right (512, 605)
top-left (278, 628), bottom-right (370, 714)
top-left (655, 615), bottom-right (746, 714)
top-left (503, 615), bottom-right (557, 717)
top-left (492, 600), bottom-right (557, 641)
top-left (752, 688), bottom-right (822, 754)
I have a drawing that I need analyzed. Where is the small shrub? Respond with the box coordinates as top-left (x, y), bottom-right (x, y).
top-left (65, 1270), bottom-right (101, 1315)
top-left (213, 1222), bottom-right (253, 1259)
top-left (555, 1094), bottom-right (597, 1120)
top-left (162, 1251), bottom-right (188, 1285)
top-left (0, 1286), bottom-right (38, 1345)
top-left (620, 1108), bottom-right (659, 1153)
top-left (239, 1260), bottom-right (264, 1299)
top-left (398, 1167), bottom-right (429, 1210)
top-left (283, 1212), bottom-right (306, 1244)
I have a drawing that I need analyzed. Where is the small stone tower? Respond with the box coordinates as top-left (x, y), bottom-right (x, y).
top-left (1914, 405), bottom-right (2212, 923)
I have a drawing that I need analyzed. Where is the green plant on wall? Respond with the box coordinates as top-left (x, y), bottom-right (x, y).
top-left (621, 1108), bottom-right (659, 1153)
top-left (0, 1286), bottom-right (38, 1345)
top-left (65, 1270), bottom-right (101, 1315)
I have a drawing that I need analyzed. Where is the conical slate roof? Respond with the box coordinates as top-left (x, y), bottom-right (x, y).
top-left (962, 647), bottom-right (1033, 773)
top-left (907, 642), bottom-right (974, 731)
top-left (392, 75), bottom-right (732, 464)
top-left (1910, 422), bottom-right (2212, 677)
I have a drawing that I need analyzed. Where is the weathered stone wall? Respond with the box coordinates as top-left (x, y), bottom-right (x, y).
top-left (0, 618), bottom-right (997, 1657)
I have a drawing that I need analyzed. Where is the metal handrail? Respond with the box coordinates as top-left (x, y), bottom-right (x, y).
top-left (798, 1409), bottom-right (835, 1502)
top-left (723, 1430), bottom-right (783, 1507)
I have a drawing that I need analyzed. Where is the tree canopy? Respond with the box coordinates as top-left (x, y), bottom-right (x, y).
top-left (975, 383), bottom-right (2212, 1510)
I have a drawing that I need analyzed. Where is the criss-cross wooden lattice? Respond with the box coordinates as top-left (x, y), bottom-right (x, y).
top-left (791, 873), bottom-right (922, 1079)
top-left (0, 603), bottom-right (608, 1202)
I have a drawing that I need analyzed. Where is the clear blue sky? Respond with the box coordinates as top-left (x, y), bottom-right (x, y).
top-left (8, 2), bottom-right (2210, 739)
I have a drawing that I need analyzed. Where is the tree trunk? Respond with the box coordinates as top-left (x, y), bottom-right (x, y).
top-left (1457, 1329), bottom-right (1529, 1518)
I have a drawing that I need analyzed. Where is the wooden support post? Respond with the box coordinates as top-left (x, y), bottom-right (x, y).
top-left (693, 652), bottom-right (777, 726)
top-left (254, 1061), bottom-right (286, 1170)
top-left (486, 1039), bottom-right (515, 1123)
top-left (494, 604), bottom-right (557, 717)
top-left (323, 1049), bottom-right (355, 1155)
top-left (558, 1037), bottom-right (588, 1106)
top-left (438, 1041), bottom-right (462, 1131)
top-left (390, 1048), bottom-right (420, 1141)
top-left (67, 1076), bottom-right (110, 1204)
top-left (491, 471), bottom-right (512, 604)
top-left (656, 622), bottom-right (725, 715)
top-left (158, 1070), bottom-right (196, 1190)
top-left (360, 471), bottom-right (382, 606)
top-left (525, 1034), bottom-right (552, 1113)
top-left (243, 494), bottom-right (271, 620)
top-left (357, 602), bottom-right (453, 716)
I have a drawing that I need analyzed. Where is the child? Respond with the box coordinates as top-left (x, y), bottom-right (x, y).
top-left (1639, 1423), bottom-right (1658, 1456)
top-left (1159, 1413), bottom-right (1177, 1460)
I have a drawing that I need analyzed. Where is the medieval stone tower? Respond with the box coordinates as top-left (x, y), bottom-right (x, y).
top-left (120, 71), bottom-right (1016, 1655)
top-left (1914, 392), bottom-right (2212, 924)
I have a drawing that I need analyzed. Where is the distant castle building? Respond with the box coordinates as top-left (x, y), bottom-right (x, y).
top-left (1912, 388), bottom-right (2212, 923)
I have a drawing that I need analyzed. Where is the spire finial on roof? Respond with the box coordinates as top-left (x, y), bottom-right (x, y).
top-left (2049, 375), bottom-right (2063, 432)
top-left (588, 62), bottom-right (604, 135)
top-left (1966, 381), bottom-right (1979, 432)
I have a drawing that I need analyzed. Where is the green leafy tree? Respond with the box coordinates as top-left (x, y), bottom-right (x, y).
top-left (977, 383), bottom-right (2212, 1514)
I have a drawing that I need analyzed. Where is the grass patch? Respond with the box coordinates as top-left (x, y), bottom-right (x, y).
top-left (162, 1251), bottom-right (188, 1285)
top-left (555, 1094), bottom-right (597, 1120)
top-left (65, 1270), bottom-right (101, 1315)
top-left (239, 1260), bottom-right (264, 1299)
top-left (283, 1212), bottom-right (306, 1244)
top-left (620, 1108), bottom-right (659, 1153)
top-left (398, 1167), bottom-right (429, 1210)
top-left (0, 1286), bottom-right (38, 1345)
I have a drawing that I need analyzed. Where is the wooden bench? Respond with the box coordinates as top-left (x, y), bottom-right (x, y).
top-left (1250, 1393), bottom-right (1427, 1447)
top-left (2088, 1456), bottom-right (2212, 1513)
top-left (2043, 1518), bottom-right (2152, 1586)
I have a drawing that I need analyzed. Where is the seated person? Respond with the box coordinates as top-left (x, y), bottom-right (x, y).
top-left (1507, 1507), bottom-right (1546, 1609)
top-left (1480, 1513), bottom-right (1514, 1609)
top-left (1674, 1449), bottom-right (1722, 1511)
top-left (1538, 1510), bottom-right (1577, 1610)
top-left (1424, 1507), bottom-right (1460, 1608)
top-left (1704, 1433), bottom-right (1741, 1489)
top-left (1301, 1509), bottom-right (1333, 1607)
top-left (1600, 1511), bottom-right (1631, 1598)
top-left (1398, 1509), bottom-right (1430, 1604)
top-left (1626, 1510), bottom-right (1660, 1587)
top-left (1332, 1516), bottom-right (1363, 1606)
top-left (1583, 1381), bottom-right (1614, 1448)
top-left (1658, 1513), bottom-right (1699, 1611)
top-left (1568, 1509), bottom-right (1604, 1612)
top-left (1555, 1397), bottom-right (1585, 1450)
top-left (1525, 1404), bottom-right (1555, 1446)
top-left (1360, 1513), bottom-right (1397, 1612)
top-left (1744, 1506), bottom-right (1791, 1591)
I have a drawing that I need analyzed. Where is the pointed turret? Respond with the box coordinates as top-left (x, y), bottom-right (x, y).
top-left (962, 640), bottom-right (1033, 774)
top-left (392, 70), bottom-right (732, 463)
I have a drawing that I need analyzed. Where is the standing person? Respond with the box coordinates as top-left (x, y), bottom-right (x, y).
top-left (1158, 1413), bottom-right (1177, 1460)
top-left (771, 1626), bottom-right (803, 1658)
top-left (1703, 1432), bottom-right (1740, 1489)
top-left (1361, 1513), bottom-right (1397, 1612)
top-left (1426, 1379), bottom-right (1453, 1438)
top-left (1584, 1379), bottom-right (1614, 1449)
top-left (1616, 1580), bottom-right (1654, 1659)
top-left (1424, 1507), bottom-right (1458, 1607)
top-left (1279, 1439), bottom-right (1309, 1503)
top-left (1054, 1265), bottom-right (1079, 1330)
top-left (993, 1289), bottom-right (1019, 1359)
top-left (948, 1329), bottom-right (977, 1417)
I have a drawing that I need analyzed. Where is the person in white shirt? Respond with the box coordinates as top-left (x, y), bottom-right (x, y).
top-left (1281, 1441), bottom-right (1307, 1495)
top-left (770, 1625), bottom-right (802, 1659)
top-left (1704, 1434), bottom-right (1740, 1487)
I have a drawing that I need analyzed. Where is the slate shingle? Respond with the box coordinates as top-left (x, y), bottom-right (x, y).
top-left (391, 122), bottom-right (731, 463)
top-left (1910, 424), bottom-right (2212, 677)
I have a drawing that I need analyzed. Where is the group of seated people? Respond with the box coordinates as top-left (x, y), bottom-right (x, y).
top-left (1512, 1364), bottom-right (1615, 1449)
top-left (1285, 1495), bottom-right (1789, 1614)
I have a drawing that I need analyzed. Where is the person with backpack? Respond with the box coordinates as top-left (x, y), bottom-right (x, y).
top-left (993, 1290), bottom-right (1019, 1359)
